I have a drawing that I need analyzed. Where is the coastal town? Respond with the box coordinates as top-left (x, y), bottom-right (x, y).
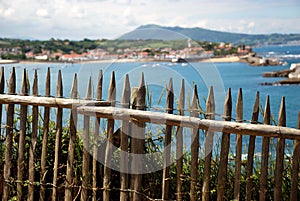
top-left (1, 38), bottom-right (299, 84)
top-left (0, 38), bottom-right (253, 63)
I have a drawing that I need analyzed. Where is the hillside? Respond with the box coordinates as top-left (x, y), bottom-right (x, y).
top-left (119, 24), bottom-right (300, 45)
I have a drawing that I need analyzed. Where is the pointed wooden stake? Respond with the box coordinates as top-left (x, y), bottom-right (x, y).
top-left (290, 111), bottom-right (300, 201)
top-left (52, 70), bottom-right (64, 201)
top-left (205, 86), bottom-right (215, 119)
top-left (3, 67), bottom-right (16, 201)
top-left (8, 67), bottom-right (16, 95)
top-left (97, 69), bottom-right (103, 101)
top-left (65, 74), bottom-right (78, 201)
top-left (32, 70), bottom-right (38, 96)
top-left (56, 70), bottom-right (63, 97)
top-left (86, 76), bottom-right (93, 100)
top-left (70, 73), bottom-right (78, 99)
top-left (0, 67), bottom-right (4, 137)
top-left (162, 78), bottom-right (174, 200)
top-left (28, 69), bottom-right (39, 201)
top-left (246, 91), bottom-right (259, 201)
top-left (217, 88), bottom-right (232, 201)
top-left (176, 79), bottom-right (185, 201)
top-left (103, 71), bottom-right (116, 201)
top-left (92, 70), bottom-right (103, 201)
top-left (81, 75), bottom-right (93, 201)
top-left (274, 96), bottom-right (286, 201)
top-left (40, 67), bottom-right (51, 200)
top-left (190, 84), bottom-right (199, 201)
top-left (131, 73), bottom-right (146, 201)
top-left (259, 96), bottom-right (271, 201)
top-left (120, 74), bottom-right (131, 201)
top-left (21, 69), bottom-right (29, 95)
top-left (17, 69), bottom-right (29, 200)
top-left (234, 88), bottom-right (243, 201)
top-left (108, 71), bottom-right (116, 106)
top-left (202, 86), bottom-right (215, 201)
top-left (0, 66), bottom-right (4, 94)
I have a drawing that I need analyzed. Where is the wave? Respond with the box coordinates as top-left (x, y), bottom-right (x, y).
top-left (258, 52), bottom-right (300, 59)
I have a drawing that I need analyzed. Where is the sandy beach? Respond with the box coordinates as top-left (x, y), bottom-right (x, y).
top-left (2, 56), bottom-right (241, 65)
top-left (200, 56), bottom-right (240, 63)
top-left (0, 59), bottom-right (19, 64)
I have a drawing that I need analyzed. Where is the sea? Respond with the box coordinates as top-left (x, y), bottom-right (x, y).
top-left (2, 45), bottom-right (300, 156)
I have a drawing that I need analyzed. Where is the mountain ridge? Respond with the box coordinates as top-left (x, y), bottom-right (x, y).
top-left (118, 24), bottom-right (300, 45)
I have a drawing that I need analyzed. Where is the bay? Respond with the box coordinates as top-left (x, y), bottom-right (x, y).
top-left (2, 45), bottom-right (299, 157)
top-left (4, 45), bottom-right (299, 128)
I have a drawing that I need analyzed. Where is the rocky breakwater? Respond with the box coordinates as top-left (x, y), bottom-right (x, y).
top-left (240, 52), bottom-right (282, 66)
top-left (262, 63), bottom-right (300, 85)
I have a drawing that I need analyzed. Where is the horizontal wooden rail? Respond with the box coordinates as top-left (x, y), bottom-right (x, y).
top-left (0, 94), bottom-right (111, 108)
top-left (77, 106), bottom-right (300, 140)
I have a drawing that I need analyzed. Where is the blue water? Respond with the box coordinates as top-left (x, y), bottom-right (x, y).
top-left (2, 45), bottom-right (300, 157)
top-left (3, 45), bottom-right (299, 128)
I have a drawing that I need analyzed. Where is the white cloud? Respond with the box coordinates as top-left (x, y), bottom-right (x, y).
top-left (0, 6), bottom-right (15, 17)
top-left (0, 0), bottom-right (299, 39)
top-left (248, 22), bottom-right (255, 29)
top-left (194, 20), bottom-right (208, 28)
top-left (70, 6), bottom-right (86, 18)
top-left (36, 8), bottom-right (49, 18)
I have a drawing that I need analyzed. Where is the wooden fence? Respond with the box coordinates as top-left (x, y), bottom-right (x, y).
top-left (0, 66), bottom-right (299, 201)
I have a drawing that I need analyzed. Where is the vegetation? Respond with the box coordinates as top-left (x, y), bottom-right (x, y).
top-left (0, 38), bottom-right (99, 54)
top-left (0, 38), bottom-right (239, 60)
top-left (0, 103), bottom-right (296, 200)
top-left (120, 24), bottom-right (300, 45)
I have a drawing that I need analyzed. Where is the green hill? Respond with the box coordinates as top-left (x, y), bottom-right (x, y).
top-left (118, 24), bottom-right (300, 45)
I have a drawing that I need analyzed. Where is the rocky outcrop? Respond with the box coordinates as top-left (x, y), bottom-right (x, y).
top-left (263, 69), bottom-right (294, 77)
top-left (261, 63), bottom-right (300, 85)
top-left (288, 63), bottom-right (300, 78)
top-left (279, 78), bottom-right (300, 84)
top-left (240, 52), bottom-right (282, 66)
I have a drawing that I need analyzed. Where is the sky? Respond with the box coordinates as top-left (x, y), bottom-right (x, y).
top-left (0, 0), bottom-right (300, 40)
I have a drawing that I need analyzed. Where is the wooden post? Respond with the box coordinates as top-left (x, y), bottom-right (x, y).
top-left (274, 96), bottom-right (286, 201)
top-left (65, 74), bottom-right (78, 201)
top-left (162, 78), bottom-right (174, 200)
top-left (40, 67), bottom-right (51, 200)
top-left (0, 66), bottom-right (4, 199)
top-left (234, 88), bottom-right (243, 200)
top-left (131, 73), bottom-right (146, 201)
top-left (17, 69), bottom-right (29, 200)
top-left (202, 86), bottom-right (215, 201)
top-left (290, 111), bottom-right (300, 201)
top-left (176, 79), bottom-right (185, 201)
top-left (0, 66), bottom-right (4, 135)
top-left (190, 85), bottom-right (199, 201)
top-left (92, 70), bottom-right (103, 201)
top-left (217, 88), bottom-right (232, 201)
top-left (245, 91), bottom-right (259, 201)
top-left (259, 96), bottom-right (271, 201)
top-left (120, 74), bottom-right (130, 201)
top-left (52, 70), bottom-right (63, 201)
top-left (103, 71), bottom-right (116, 201)
top-left (3, 67), bottom-right (16, 201)
top-left (28, 70), bottom-right (38, 201)
top-left (81, 76), bottom-right (93, 200)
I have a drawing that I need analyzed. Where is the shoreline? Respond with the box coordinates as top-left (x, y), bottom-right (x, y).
top-left (0, 59), bottom-right (19, 64)
top-left (199, 56), bottom-right (240, 63)
top-left (1, 56), bottom-right (241, 65)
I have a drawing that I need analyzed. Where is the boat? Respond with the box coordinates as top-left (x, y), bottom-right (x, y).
top-left (171, 57), bottom-right (187, 63)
